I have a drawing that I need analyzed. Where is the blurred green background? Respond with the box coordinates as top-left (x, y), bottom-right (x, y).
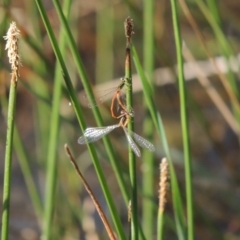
top-left (1, 0), bottom-right (240, 239)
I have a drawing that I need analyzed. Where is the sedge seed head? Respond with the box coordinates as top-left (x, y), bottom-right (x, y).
top-left (124, 17), bottom-right (134, 46)
top-left (3, 22), bottom-right (21, 77)
top-left (159, 157), bottom-right (170, 213)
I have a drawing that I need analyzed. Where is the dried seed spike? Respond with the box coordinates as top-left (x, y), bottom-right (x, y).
top-left (64, 144), bottom-right (117, 240)
top-left (124, 16), bottom-right (134, 47)
top-left (3, 22), bottom-right (21, 79)
top-left (159, 158), bottom-right (169, 213)
top-left (128, 200), bottom-right (132, 222)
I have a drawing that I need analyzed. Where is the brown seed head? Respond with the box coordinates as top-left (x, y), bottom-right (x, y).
top-left (3, 22), bottom-right (21, 78)
top-left (127, 200), bottom-right (132, 222)
top-left (124, 17), bottom-right (134, 47)
top-left (159, 158), bottom-right (169, 213)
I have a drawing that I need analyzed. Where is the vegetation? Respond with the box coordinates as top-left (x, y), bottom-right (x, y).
top-left (1, 0), bottom-right (239, 239)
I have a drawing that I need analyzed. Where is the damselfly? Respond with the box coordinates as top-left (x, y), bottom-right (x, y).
top-left (82, 78), bottom-right (128, 110)
top-left (78, 111), bottom-right (155, 157)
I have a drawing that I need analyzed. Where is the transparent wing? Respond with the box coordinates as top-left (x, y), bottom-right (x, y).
top-left (78, 124), bottom-right (119, 144)
top-left (82, 87), bottom-right (117, 108)
top-left (122, 127), bottom-right (155, 156)
top-left (122, 127), bottom-right (141, 157)
top-left (80, 79), bottom-right (126, 108)
top-left (132, 131), bottom-right (155, 152)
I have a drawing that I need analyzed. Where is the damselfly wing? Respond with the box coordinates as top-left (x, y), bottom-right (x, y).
top-left (78, 122), bottom-right (155, 157)
top-left (122, 126), bottom-right (155, 157)
top-left (78, 124), bottom-right (119, 144)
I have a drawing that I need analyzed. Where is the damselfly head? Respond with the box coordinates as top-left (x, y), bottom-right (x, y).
top-left (119, 107), bottom-right (135, 117)
top-left (128, 108), bottom-right (135, 117)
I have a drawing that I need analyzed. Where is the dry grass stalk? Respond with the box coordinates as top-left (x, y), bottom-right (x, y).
top-left (178, 0), bottom-right (240, 112)
top-left (64, 144), bottom-right (117, 240)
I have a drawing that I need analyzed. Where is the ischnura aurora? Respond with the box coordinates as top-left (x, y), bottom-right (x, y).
top-left (83, 78), bottom-right (128, 112)
top-left (78, 109), bottom-right (155, 157)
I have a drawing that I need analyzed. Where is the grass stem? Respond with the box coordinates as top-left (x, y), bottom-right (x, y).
top-left (142, 0), bottom-right (155, 238)
top-left (1, 79), bottom-right (18, 240)
top-left (43, 0), bottom-right (71, 238)
top-left (124, 17), bottom-right (138, 240)
top-left (170, 0), bottom-right (193, 239)
top-left (1, 22), bottom-right (21, 240)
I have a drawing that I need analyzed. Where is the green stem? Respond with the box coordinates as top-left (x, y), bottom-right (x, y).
top-left (1, 79), bottom-right (18, 240)
top-left (142, 0), bottom-right (155, 238)
top-left (170, 0), bottom-right (193, 239)
top-left (52, 0), bottom-right (129, 206)
top-left (35, 1), bottom-right (126, 239)
top-left (157, 212), bottom-right (164, 240)
top-left (43, 0), bottom-right (71, 239)
top-left (13, 126), bottom-right (43, 218)
top-left (1, 96), bottom-right (42, 221)
top-left (125, 46), bottom-right (138, 239)
top-left (157, 113), bottom-right (186, 240)
top-left (132, 47), bottom-right (186, 239)
top-left (206, 0), bottom-right (221, 26)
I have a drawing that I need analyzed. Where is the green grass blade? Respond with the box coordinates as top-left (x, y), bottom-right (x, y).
top-left (132, 46), bottom-right (187, 239)
top-left (43, 0), bottom-right (71, 238)
top-left (196, 0), bottom-right (239, 95)
top-left (12, 127), bottom-right (42, 219)
top-left (1, 80), bottom-right (18, 240)
top-left (34, 1), bottom-right (126, 239)
top-left (195, 0), bottom-right (240, 125)
top-left (206, 0), bottom-right (221, 26)
top-left (157, 113), bottom-right (186, 240)
top-left (52, 0), bottom-right (130, 206)
top-left (124, 21), bottom-right (137, 239)
top-left (1, 22), bottom-right (21, 240)
top-left (13, 126), bottom-right (43, 218)
top-left (157, 212), bottom-right (164, 240)
top-left (170, 0), bottom-right (193, 239)
top-left (132, 46), bottom-right (158, 126)
top-left (142, 0), bottom-right (155, 238)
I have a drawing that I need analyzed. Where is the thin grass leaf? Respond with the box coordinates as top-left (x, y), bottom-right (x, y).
top-left (1, 22), bottom-right (21, 240)
top-left (52, 0), bottom-right (130, 208)
top-left (34, 1), bottom-right (127, 239)
top-left (157, 112), bottom-right (186, 240)
top-left (170, 0), bottom-right (193, 239)
top-left (132, 45), bottom-right (187, 240)
top-left (43, 0), bottom-right (71, 238)
top-left (142, 0), bottom-right (155, 237)
top-left (124, 17), bottom-right (138, 240)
